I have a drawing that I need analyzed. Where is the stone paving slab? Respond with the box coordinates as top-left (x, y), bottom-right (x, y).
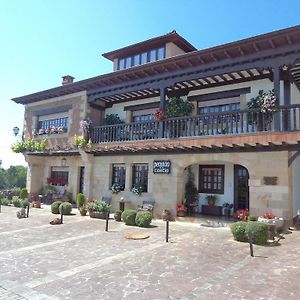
top-left (1, 205), bottom-right (300, 299)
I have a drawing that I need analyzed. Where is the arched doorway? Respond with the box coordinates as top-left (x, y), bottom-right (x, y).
top-left (234, 165), bottom-right (249, 212)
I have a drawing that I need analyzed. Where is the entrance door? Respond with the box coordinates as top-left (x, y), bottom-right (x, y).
top-left (79, 167), bottom-right (85, 194)
top-left (234, 165), bottom-right (249, 211)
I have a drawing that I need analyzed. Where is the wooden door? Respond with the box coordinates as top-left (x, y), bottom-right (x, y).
top-left (234, 165), bottom-right (249, 211)
top-left (79, 167), bottom-right (85, 194)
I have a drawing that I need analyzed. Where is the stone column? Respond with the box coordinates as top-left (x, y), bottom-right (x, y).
top-left (79, 150), bottom-right (94, 200)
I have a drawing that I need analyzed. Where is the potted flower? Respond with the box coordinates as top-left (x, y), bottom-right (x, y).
top-left (206, 195), bottom-right (217, 206)
top-left (176, 204), bottom-right (187, 217)
top-left (258, 212), bottom-right (284, 231)
top-left (86, 200), bottom-right (110, 219)
top-left (131, 183), bottom-right (143, 196)
top-left (79, 204), bottom-right (87, 216)
top-left (154, 109), bottom-right (164, 121)
top-left (111, 183), bottom-right (122, 194)
top-left (236, 209), bottom-right (249, 221)
top-left (222, 202), bottom-right (233, 218)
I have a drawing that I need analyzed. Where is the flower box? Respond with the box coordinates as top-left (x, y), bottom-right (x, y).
top-left (89, 211), bottom-right (107, 219)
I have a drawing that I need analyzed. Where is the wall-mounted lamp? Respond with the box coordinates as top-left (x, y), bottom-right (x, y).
top-left (61, 158), bottom-right (67, 167)
top-left (13, 126), bottom-right (20, 137)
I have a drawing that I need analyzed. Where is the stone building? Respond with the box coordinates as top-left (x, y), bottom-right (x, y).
top-left (12, 26), bottom-right (300, 222)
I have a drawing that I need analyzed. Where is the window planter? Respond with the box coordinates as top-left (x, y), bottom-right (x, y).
top-left (89, 211), bottom-right (107, 219)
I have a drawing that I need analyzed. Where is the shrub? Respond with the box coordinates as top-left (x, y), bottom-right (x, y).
top-left (245, 221), bottom-right (268, 245)
top-left (76, 193), bottom-right (85, 207)
top-left (1, 198), bottom-right (10, 205)
top-left (121, 209), bottom-right (137, 226)
top-left (12, 198), bottom-right (22, 208)
top-left (11, 187), bottom-right (21, 197)
top-left (230, 221), bottom-right (247, 242)
top-left (59, 202), bottom-right (72, 215)
top-left (248, 214), bottom-right (257, 221)
top-left (114, 209), bottom-right (122, 219)
top-left (135, 211), bottom-right (152, 227)
top-left (51, 201), bottom-right (63, 214)
top-left (21, 199), bottom-right (30, 208)
top-left (86, 200), bottom-right (110, 213)
top-left (20, 188), bottom-right (28, 200)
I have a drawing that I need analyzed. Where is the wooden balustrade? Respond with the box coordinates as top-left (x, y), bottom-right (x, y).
top-left (89, 105), bottom-right (300, 143)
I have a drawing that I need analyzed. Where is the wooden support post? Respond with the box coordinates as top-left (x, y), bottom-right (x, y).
top-left (273, 65), bottom-right (281, 130)
top-left (159, 86), bottom-right (166, 111)
top-left (166, 220), bottom-right (169, 243)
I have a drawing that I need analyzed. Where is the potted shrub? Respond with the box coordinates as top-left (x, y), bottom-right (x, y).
top-left (223, 202), bottom-right (233, 217)
top-left (114, 209), bottom-right (122, 221)
top-left (176, 204), bottom-right (187, 217)
top-left (87, 200), bottom-right (110, 219)
top-left (206, 195), bottom-right (217, 206)
top-left (76, 193), bottom-right (85, 207)
top-left (162, 209), bottom-right (175, 221)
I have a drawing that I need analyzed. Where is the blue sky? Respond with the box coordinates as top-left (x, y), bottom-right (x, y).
top-left (1, 0), bottom-right (300, 168)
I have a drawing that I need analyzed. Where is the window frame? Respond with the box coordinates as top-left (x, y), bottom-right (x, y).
top-left (111, 164), bottom-right (126, 190)
top-left (199, 165), bottom-right (225, 194)
top-left (132, 164), bottom-right (149, 193)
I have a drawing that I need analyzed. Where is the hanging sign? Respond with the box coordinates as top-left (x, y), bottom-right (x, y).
top-left (153, 160), bottom-right (171, 174)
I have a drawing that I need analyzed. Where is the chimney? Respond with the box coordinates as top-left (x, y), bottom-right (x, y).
top-left (62, 75), bottom-right (75, 85)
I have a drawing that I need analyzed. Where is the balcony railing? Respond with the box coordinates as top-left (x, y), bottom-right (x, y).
top-left (89, 105), bottom-right (300, 144)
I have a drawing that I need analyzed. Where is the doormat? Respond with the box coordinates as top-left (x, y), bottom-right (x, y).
top-left (125, 232), bottom-right (150, 240)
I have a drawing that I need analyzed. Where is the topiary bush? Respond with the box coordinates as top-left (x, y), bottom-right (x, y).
top-left (59, 202), bottom-right (72, 215)
top-left (135, 211), bottom-right (152, 227)
top-left (121, 209), bottom-right (137, 226)
top-left (21, 199), bottom-right (30, 208)
top-left (51, 201), bottom-right (63, 214)
top-left (19, 188), bottom-right (28, 200)
top-left (114, 209), bottom-right (122, 221)
top-left (230, 221), bottom-right (247, 242)
top-left (12, 198), bottom-right (22, 208)
top-left (0, 198), bottom-right (10, 206)
top-left (245, 221), bottom-right (268, 245)
top-left (76, 193), bottom-right (85, 208)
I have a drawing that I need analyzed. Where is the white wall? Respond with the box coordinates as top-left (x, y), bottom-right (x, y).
top-left (292, 152), bottom-right (300, 217)
top-left (184, 162), bottom-right (235, 213)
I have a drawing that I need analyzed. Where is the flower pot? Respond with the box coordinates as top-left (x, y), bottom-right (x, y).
top-left (177, 211), bottom-right (186, 217)
top-left (32, 201), bottom-right (41, 208)
top-left (162, 210), bottom-right (174, 221)
top-left (208, 199), bottom-right (215, 206)
top-left (79, 208), bottom-right (87, 216)
top-left (89, 211), bottom-right (107, 219)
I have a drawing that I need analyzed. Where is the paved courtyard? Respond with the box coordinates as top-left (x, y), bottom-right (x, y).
top-left (0, 205), bottom-right (300, 300)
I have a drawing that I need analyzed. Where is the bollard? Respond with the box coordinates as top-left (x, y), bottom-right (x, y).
top-left (166, 220), bottom-right (169, 243)
top-left (248, 232), bottom-right (254, 257)
top-left (105, 211), bottom-right (109, 232)
top-left (0, 201), bottom-right (1, 213)
top-left (60, 208), bottom-right (64, 224)
top-left (27, 204), bottom-right (30, 218)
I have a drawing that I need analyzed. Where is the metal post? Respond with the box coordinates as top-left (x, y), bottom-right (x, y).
top-left (166, 220), bottom-right (169, 243)
top-left (105, 211), bottom-right (109, 232)
top-left (248, 232), bottom-right (254, 257)
top-left (26, 204), bottom-right (30, 218)
top-left (60, 208), bottom-right (63, 224)
top-left (0, 201), bottom-right (1, 213)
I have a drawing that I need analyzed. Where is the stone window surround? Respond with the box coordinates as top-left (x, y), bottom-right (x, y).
top-left (111, 164), bottom-right (126, 190)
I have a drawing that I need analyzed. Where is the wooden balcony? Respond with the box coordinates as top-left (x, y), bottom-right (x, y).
top-left (90, 105), bottom-right (300, 145)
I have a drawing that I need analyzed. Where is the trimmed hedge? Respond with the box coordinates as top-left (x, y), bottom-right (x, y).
top-left (231, 221), bottom-right (269, 245)
top-left (51, 201), bottom-right (63, 214)
top-left (76, 193), bottom-right (85, 208)
top-left (59, 202), bottom-right (72, 215)
top-left (0, 198), bottom-right (10, 206)
top-left (135, 211), bottom-right (152, 227)
top-left (21, 199), bottom-right (30, 208)
top-left (230, 221), bottom-right (248, 242)
top-left (245, 221), bottom-right (268, 245)
top-left (121, 209), bottom-right (137, 226)
top-left (20, 188), bottom-right (28, 200)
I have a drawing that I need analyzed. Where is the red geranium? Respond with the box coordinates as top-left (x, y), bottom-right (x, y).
top-left (176, 204), bottom-right (187, 212)
top-left (263, 212), bottom-right (275, 219)
top-left (236, 209), bottom-right (249, 221)
top-left (154, 109), bottom-right (164, 121)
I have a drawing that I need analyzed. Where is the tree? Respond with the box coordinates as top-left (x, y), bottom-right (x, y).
top-left (0, 165), bottom-right (27, 189)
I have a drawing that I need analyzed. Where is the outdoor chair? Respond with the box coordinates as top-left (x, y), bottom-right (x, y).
top-left (52, 188), bottom-right (66, 201)
top-left (137, 200), bottom-right (155, 216)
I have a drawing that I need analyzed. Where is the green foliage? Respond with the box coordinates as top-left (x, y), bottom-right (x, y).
top-left (104, 114), bottom-right (124, 125)
top-left (20, 188), bottom-right (28, 200)
top-left (135, 211), bottom-right (152, 227)
top-left (51, 201), bottom-right (63, 214)
top-left (0, 198), bottom-right (10, 205)
top-left (230, 221), bottom-right (248, 242)
top-left (64, 191), bottom-right (73, 202)
top-left (73, 135), bottom-right (85, 148)
top-left (0, 166), bottom-right (27, 190)
top-left (185, 167), bottom-right (198, 204)
top-left (59, 202), bottom-right (72, 215)
top-left (87, 138), bottom-right (93, 149)
top-left (21, 199), bottom-right (30, 208)
top-left (76, 193), bottom-right (85, 207)
top-left (165, 97), bottom-right (194, 118)
top-left (245, 221), bottom-right (268, 245)
top-left (11, 139), bottom-right (47, 153)
top-left (121, 209), bottom-right (137, 226)
top-left (248, 215), bottom-right (257, 221)
top-left (12, 198), bottom-right (22, 207)
top-left (114, 209), bottom-right (122, 218)
top-left (86, 200), bottom-right (110, 213)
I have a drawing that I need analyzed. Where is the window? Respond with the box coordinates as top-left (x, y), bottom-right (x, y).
top-left (132, 164), bottom-right (148, 192)
top-left (199, 165), bottom-right (224, 194)
top-left (37, 116), bottom-right (68, 132)
top-left (132, 114), bottom-right (154, 123)
top-left (117, 47), bottom-right (166, 70)
top-left (112, 164), bottom-right (126, 190)
top-left (198, 103), bottom-right (240, 114)
top-left (49, 167), bottom-right (69, 186)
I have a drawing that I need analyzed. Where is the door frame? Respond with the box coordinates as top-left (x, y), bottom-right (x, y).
top-left (234, 164), bottom-right (249, 212)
